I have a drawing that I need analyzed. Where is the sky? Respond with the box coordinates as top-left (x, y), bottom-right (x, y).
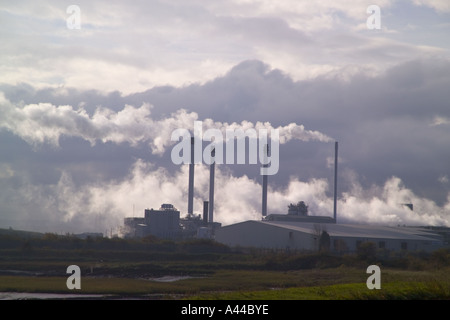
top-left (0, 0), bottom-right (450, 235)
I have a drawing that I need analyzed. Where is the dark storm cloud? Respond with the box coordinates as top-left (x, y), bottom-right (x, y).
top-left (125, 58), bottom-right (450, 205)
top-left (1, 58), bottom-right (449, 232)
top-left (3, 58), bottom-right (450, 194)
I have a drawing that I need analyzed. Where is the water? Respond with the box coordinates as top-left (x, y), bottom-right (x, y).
top-left (0, 292), bottom-right (109, 300)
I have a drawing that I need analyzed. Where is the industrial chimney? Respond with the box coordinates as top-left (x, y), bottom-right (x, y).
top-left (208, 147), bottom-right (215, 224)
top-left (188, 137), bottom-right (195, 216)
top-left (333, 141), bottom-right (338, 223)
top-left (262, 144), bottom-right (268, 217)
top-left (203, 201), bottom-right (209, 225)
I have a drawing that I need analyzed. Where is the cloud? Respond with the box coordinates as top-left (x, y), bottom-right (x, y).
top-left (0, 92), bottom-right (332, 155)
top-left (413, 0), bottom-right (450, 12)
top-left (438, 175), bottom-right (449, 184)
top-left (0, 164), bottom-right (14, 180)
top-left (4, 158), bottom-right (448, 234)
top-left (432, 116), bottom-right (450, 126)
top-left (199, 119), bottom-right (334, 144)
top-left (1, 57), bottom-right (450, 233)
top-left (339, 175), bottom-right (450, 226)
top-left (1, 1), bottom-right (448, 94)
top-left (0, 92), bottom-right (198, 152)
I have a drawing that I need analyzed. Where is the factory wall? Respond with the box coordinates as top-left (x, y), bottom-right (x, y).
top-left (145, 209), bottom-right (180, 239)
top-left (215, 221), bottom-right (316, 251)
top-left (215, 220), bottom-right (444, 253)
top-left (330, 235), bottom-right (442, 253)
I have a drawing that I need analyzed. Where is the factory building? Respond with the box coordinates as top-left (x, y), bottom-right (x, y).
top-left (122, 140), bottom-right (447, 252)
top-left (215, 219), bottom-right (444, 253)
top-left (145, 204), bottom-right (181, 239)
top-left (123, 204), bottom-right (181, 239)
top-left (215, 140), bottom-right (444, 253)
top-left (215, 197), bottom-right (445, 253)
top-left (123, 217), bottom-right (146, 238)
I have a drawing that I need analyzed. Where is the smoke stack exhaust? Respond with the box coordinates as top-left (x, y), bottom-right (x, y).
top-left (188, 137), bottom-right (195, 215)
top-left (262, 144), bottom-right (268, 217)
top-left (333, 141), bottom-right (338, 223)
top-left (208, 148), bottom-right (215, 224)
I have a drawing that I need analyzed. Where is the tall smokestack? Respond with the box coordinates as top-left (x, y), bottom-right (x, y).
top-left (208, 148), bottom-right (215, 224)
top-left (203, 201), bottom-right (209, 225)
top-left (333, 141), bottom-right (338, 223)
top-left (262, 144), bottom-right (268, 217)
top-left (188, 137), bottom-right (195, 216)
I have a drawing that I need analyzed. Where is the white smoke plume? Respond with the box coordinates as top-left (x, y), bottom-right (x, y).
top-left (94, 164), bottom-right (450, 229)
top-left (0, 93), bottom-right (333, 154)
top-left (1, 94), bottom-right (448, 233)
top-left (200, 119), bottom-right (333, 143)
top-left (338, 175), bottom-right (450, 226)
top-left (8, 159), bottom-right (447, 234)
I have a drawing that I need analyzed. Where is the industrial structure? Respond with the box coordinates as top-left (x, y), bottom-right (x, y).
top-left (214, 141), bottom-right (446, 253)
top-left (122, 139), bottom-right (447, 253)
top-left (214, 215), bottom-right (444, 253)
top-left (123, 138), bottom-right (221, 239)
top-left (123, 202), bottom-right (221, 240)
top-left (123, 203), bottom-right (181, 239)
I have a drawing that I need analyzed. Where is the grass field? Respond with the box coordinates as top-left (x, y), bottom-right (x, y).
top-left (1, 266), bottom-right (449, 300)
top-left (0, 230), bottom-right (449, 300)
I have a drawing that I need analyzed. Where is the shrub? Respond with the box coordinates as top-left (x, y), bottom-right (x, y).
top-left (356, 242), bottom-right (377, 263)
top-left (430, 248), bottom-right (450, 269)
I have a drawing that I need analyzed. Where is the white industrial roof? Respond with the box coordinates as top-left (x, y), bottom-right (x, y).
top-left (257, 220), bottom-right (441, 241)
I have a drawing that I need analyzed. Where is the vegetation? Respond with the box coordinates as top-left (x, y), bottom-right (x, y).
top-left (190, 280), bottom-right (450, 300)
top-left (0, 228), bottom-right (449, 299)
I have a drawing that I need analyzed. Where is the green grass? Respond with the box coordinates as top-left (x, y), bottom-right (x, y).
top-left (1, 267), bottom-right (449, 299)
top-left (1, 232), bottom-right (449, 300)
top-left (190, 281), bottom-right (450, 300)
top-left (0, 268), bottom-right (363, 296)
